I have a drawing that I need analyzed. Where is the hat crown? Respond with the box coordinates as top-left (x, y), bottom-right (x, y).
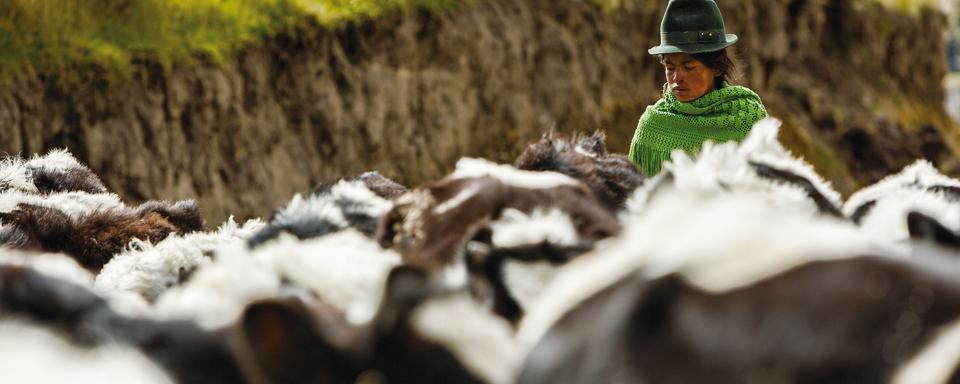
top-left (661, 0), bottom-right (726, 36)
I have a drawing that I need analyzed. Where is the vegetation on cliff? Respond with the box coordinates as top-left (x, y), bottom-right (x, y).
top-left (0, 0), bottom-right (458, 84)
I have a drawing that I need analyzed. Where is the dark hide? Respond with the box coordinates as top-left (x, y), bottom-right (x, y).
top-left (248, 218), bottom-right (344, 248)
top-left (514, 132), bottom-right (645, 211)
top-left (0, 204), bottom-right (180, 271)
top-left (749, 161), bottom-right (845, 218)
top-left (243, 298), bottom-right (363, 383)
top-left (0, 266), bottom-right (248, 384)
top-left (907, 211), bottom-right (960, 249)
top-left (466, 239), bottom-right (593, 324)
top-left (242, 266), bottom-right (485, 384)
top-left (28, 165), bottom-right (108, 194)
top-left (520, 256), bottom-right (960, 384)
top-left (134, 199), bottom-right (206, 234)
top-left (378, 176), bottom-right (620, 270)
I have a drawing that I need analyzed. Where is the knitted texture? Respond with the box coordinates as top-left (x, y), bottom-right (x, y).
top-left (628, 83), bottom-right (767, 176)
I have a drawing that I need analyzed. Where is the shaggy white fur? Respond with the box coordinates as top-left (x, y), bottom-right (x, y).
top-left (259, 230), bottom-right (402, 325)
top-left (0, 158), bottom-right (36, 193)
top-left (845, 160), bottom-right (960, 218)
top-left (25, 148), bottom-right (84, 171)
top-left (271, 179), bottom-right (392, 230)
top-left (450, 158), bottom-right (579, 189)
top-left (0, 319), bottom-right (173, 384)
top-left (856, 189), bottom-right (960, 244)
top-left (489, 208), bottom-right (579, 248)
top-left (95, 217), bottom-right (266, 301)
top-left (518, 191), bottom-right (894, 351)
top-left (0, 190), bottom-right (124, 219)
top-left (154, 229), bottom-right (401, 329)
top-left (740, 119), bottom-right (842, 206)
top-left (411, 292), bottom-right (521, 384)
top-left (152, 242), bottom-right (282, 330)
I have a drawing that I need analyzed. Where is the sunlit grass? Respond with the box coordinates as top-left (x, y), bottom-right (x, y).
top-left (0, 0), bottom-right (459, 85)
top-left (869, 0), bottom-right (942, 13)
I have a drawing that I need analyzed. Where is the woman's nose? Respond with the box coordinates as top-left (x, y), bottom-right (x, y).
top-left (669, 70), bottom-right (683, 83)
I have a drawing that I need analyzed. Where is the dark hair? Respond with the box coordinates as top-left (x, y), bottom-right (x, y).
top-left (659, 48), bottom-right (742, 88)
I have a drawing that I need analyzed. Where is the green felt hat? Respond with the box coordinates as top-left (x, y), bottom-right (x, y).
top-left (648, 0), bottom-right (738, 55)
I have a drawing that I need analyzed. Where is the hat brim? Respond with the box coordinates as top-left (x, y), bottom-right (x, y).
top-left (647, 34), bottom-right (738, 55)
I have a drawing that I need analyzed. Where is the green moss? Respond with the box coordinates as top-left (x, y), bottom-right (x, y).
top-left (0, 0), bottom-right (461, 85)
top-left (859, 0), bottom-right (941, 14)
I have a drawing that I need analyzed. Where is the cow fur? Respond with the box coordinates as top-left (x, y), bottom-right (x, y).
top-left (241, 266), bottom-right (519, 384)
top-left (845, 160), bottom-right (960, 223)
top-left (0, 149), bottom-right (107, 194)
top-left (0, 265), bottom-right (249, 383)
top-left (95, 217), bottom-right (265, 302)
top-left (0, 205), bottom-right (178, 271)
top-left (625, 118), bottom-right (844, 219)
top-left (0, 319), bottom-right (173, 384)
top-left (465, 208), bottom-right (603, 324)
top-left (514, 131), bottom-right (645, 211)
top-left (380, 159), bottom-right (619, 271)
top-left (316, 171), bottom-right (410, 200)
top-left (155, 228), bottom-right (400, 329)
top-left (249, 179), bottom-right (394, 247)
top-left (518, 192), bottom-right (960, 384)
top-left (0, 189), bottom-right (125, 219)
top-left (520, 255), bottom-right (960, 383)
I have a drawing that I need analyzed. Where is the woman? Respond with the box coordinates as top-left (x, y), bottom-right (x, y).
top-left (628, 0), bottom-right (767, 176)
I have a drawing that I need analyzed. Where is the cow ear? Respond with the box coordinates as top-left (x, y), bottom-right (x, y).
top-left (242, 298), bottom-right (354, 383)
top-left (907, 211), bottom-right (960, 249)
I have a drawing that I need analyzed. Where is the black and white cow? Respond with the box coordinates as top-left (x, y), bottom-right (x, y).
top-left (518, 191), bottom-right (960, 384)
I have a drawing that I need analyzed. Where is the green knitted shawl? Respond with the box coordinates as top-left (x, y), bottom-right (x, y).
top-left (628, 83), bottom-right (767, 176)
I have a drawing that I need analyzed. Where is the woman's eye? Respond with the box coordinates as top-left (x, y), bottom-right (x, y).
top-left (684, 66), bottom-right (695, 71)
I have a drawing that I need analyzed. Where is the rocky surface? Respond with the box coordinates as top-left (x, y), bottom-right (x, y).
top-left (0, 0), bottom-right (955, 222)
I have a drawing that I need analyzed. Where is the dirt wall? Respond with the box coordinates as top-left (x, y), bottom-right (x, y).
top-left (0, 0), bottom-right (954, 222)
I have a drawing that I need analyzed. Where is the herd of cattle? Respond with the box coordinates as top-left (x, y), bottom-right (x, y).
top-left (3, 118), bottom-right (960, 383)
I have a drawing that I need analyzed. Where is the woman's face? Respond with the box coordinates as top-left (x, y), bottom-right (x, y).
top-left (662, 53), bottom-right (720, 102)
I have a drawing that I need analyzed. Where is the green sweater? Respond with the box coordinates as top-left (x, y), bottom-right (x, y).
top-left (628, 83), bottom-right (767, 176)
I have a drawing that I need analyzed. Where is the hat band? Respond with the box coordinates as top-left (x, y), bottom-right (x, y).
top-left (661, 29), bottom-right (726, 45)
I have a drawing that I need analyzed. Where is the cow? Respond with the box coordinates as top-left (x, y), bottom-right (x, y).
top-left (514, 131), bottom-right (645, 211)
